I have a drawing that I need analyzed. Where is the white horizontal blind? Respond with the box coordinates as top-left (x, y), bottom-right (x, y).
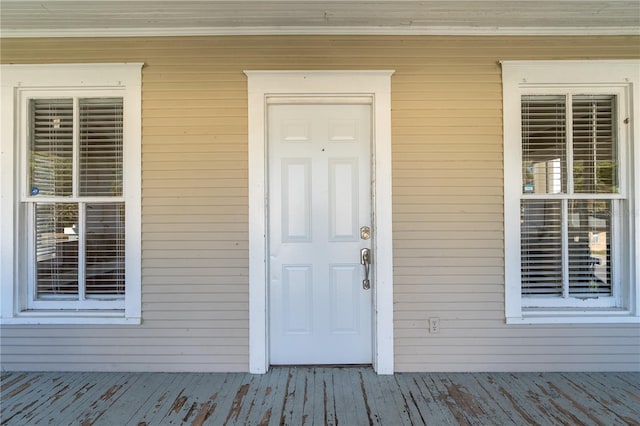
top-left (567, 199), bottom-right (612, 296)
top-left (520, 94), bottom-right (616, 299)
top-left (35, 203), bottom-right (79, 297)
top-left (79, 98), bottom-right (123, 197)
top-left (521, 96), bottom-right (566, 195)
top-left (85, 203), bottom-right (125, 297)
top-left (572, 95), bottom-right (618, 194)
top-left (29, 99), bottom-right (73, 197)
top-left (520, 200), bottom-right (563, 296)
top-left (28, 97), bottom-right (126, 302)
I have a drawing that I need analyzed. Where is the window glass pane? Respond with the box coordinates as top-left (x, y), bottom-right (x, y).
top-left (29, 99), bottom-right (73, 197)
top-left (568, 200), bottom-right (612, 296)
top-left (85, 203), bottom-right (125, 297)
top-left (572, 95), bottom-right (618, 194)
top-left (521, 200), bottom-right (563, 296)
top-left (79, 98), bottom-right (124, 196)
top-left (35, 203), bottom-right (78, 299)
top-left (522, 96), bottom-right (566, 194)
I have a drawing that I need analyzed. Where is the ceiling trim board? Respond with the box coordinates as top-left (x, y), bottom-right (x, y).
top-left (2, 25), bottom-right (639, 38)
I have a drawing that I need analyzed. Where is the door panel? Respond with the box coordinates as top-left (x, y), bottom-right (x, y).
top-left (269, 103), bottom-right (372, 365)
top-left (329, 264), bottom-right (361, 334)
top-left (281, 159), bottom-right (311, 242)
top-left (329, 159), bottom-right (359, 241)
top-left (282, 265), bottom-right (313, 334)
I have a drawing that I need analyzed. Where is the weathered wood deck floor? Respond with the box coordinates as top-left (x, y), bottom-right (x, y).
top-left (1, 367), bottom-right (639, 425)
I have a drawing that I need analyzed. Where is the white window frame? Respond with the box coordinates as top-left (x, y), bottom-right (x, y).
top-left (502, 60), bottom-right (640, 324)
top-left (1, 63), bottom-right (143, 324)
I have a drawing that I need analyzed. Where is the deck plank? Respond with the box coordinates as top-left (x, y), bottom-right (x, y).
top-left (395, 373), bottom-right (434, 425)
top-left (412, 373), bottom-right (462, 425)
top-left (314, 367), bottom-right (337, 426)
top-left (1, 373), bottom-right (50, 424)
top-left (358, 368), bottom-right (391, 425)
top-left (445, 373), bottom-right (507, 425)
top-left (29, 372), bottom-right (113, 425)
top-left (165, 372), bottom-right (223, 425)
top-left (92, 372), bottom-right (172, 425)
top-left (235, 373), bottom-right (268, 425)
top-left (301, 369), bottom-right (321, 426)
top-left (335, 368), bottom-right (364, 426)
top-left (333, 367), bottom-right (361, 426)
top-left (351, 368), bottom-right (375, 425)
top-left (438, 373), bottom-right (494, 425)
top-left (377, 374), bottom-right (414, 425)
top-left (56, 373), bottom-right (131, 426)
top-left (553, 373), bottom-right (622, 426)
top-left (1, 369), bottom-right (639, 426)
top-left (580, 372), bottom-right (640, 415)
top-left (491, 372), bottom-right (564, 425)
top-left (287, 367), bottom-right (308, 424)
top-left (207, 372), bottom-right (250, 426)
top-left (467, 373), bottom-right (538, 425)
top-left (527, 373), bottom-right (605, 426)
top-left (277, 367), bottom-right (298, 425)
top-left (138, 371), bottom-right (201, 425)
top-left (265, 366), bottom-right (289, 426)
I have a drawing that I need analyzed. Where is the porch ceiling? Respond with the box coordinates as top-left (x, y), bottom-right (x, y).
top-left (1, 0), bottom-right (639, 38)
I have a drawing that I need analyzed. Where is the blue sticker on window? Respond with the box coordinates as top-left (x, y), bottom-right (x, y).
top-left (31, 187), bottom-right (40, 196)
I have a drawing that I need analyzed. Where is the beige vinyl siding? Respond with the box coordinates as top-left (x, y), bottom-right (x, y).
top-left (1, 36), bottom-right (639, 372)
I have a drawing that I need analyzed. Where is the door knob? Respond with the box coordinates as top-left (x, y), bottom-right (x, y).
top-left (360, 248), bottom-right (371, 290)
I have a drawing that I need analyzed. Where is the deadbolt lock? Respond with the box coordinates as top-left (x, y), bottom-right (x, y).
top-left (360, 226), bottom-right (371, 240)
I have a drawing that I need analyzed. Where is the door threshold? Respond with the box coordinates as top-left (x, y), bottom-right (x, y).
top-left (271, 364), bottom-right (373, 369)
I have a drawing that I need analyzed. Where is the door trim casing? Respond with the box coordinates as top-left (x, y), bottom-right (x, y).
top-left (245, 70), bottom-right (395, 374)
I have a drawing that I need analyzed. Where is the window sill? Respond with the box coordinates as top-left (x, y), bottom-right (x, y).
top-left (507, 308), bottom-right (639, 324)
top-left (1, 310), bottom-right (141, 325)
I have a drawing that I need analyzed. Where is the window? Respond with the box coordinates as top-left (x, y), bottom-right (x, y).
top-left (1, 64), bottom-right (142, 324)
top-left (502, 60), bottom-right (639, 324)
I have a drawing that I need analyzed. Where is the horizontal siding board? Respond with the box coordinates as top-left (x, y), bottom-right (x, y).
top-left (396, 339), bottom-right (640, 350)
top-left (395, 345), bottom-right (640, 356)
top-left (143, 268), bottom-right (246, 277)
top-left (393, 160), bottom-right (503, 170)
top-left (395, 213), bottom-right (503, 224)
top-left (1, 35), bottom-right (639, 373)
top-left (0, 328), bottom-right (247, 338)
top-left (393, 255), bottom-right (502, 267)
top-left (0, 354), bottom-right (249, 363)
top-left (396, 354), bottom-right (637, 363)
top-left (0, 333), bottom-right (246, 348)
top-left (144, 216), bottom-right (247, 225)
top-left (420, 326), bottom-right (634, 339)
top-left (0, 343), bottom-right (247, 354)
top-left (393, 276), bottom-right (503, 285)
top-left (142, 221), bottom-right (246, 232)
top-left (143, 144), bottom-right (247, 154)
top-left (396, 363), bottom-right (640, 372)
top-left (143, 161), bottom-right (247, 171)
top-left (143, 246), bottom-right (247, 255)
top-left (393, 143), bottom-right (503, 153)
top-left (142, 250), bottom-right (247, 260)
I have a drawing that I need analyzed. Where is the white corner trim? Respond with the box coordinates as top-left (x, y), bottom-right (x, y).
top-left (1, 25), bottom-right (638, 38)
top-left (245, 70), bottom-right (395, 375)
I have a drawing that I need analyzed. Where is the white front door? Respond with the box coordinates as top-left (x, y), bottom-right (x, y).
top-left (268, 103), bottom-right (372, 365)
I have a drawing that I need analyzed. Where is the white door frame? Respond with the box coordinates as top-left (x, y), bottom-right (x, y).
top-left (245, 70), bottom-right (395, 374)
